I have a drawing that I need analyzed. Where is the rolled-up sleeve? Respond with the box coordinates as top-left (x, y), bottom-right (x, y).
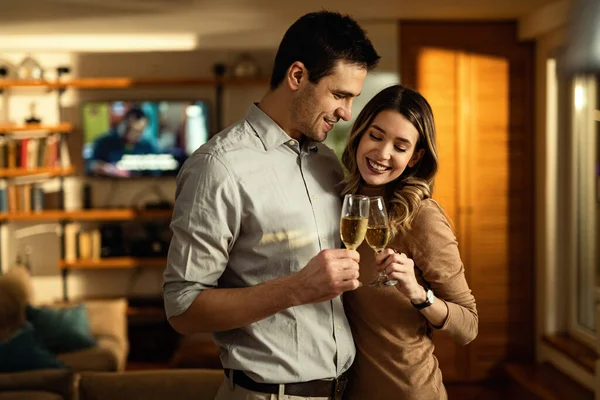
top-left (163, 152), bottom-right (241, 319)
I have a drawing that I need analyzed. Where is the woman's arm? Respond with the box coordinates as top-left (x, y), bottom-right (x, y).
top-left (385, 259), bottom-right (450, 328)
top-left (379, 200), bottom-right (478, 345)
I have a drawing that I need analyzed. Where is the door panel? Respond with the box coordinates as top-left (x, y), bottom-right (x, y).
top-left (400, 21), bottom-right (535, 381)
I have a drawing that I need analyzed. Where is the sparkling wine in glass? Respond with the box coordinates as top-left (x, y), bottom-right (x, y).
top-left (340, 194), bottom-right (369, 251)
top-left (366, 196), bottom-right (397, 287)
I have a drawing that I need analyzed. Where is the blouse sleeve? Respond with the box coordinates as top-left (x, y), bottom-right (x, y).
top-left (404, 200), bottom-right (478, 345)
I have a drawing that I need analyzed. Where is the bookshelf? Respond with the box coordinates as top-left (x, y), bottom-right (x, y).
top-left (0, 166), bottom-right (74, 178)
top-left (0, 123), bottom-right (73, 134)
top-left (0, 72), bottom-right (269, 301)
top-left (0, 208), bottom-right (172, 221)
top-left (58, 257), bottom-right (167, 270)
top-left (0, 77), bottom-right (269, 89)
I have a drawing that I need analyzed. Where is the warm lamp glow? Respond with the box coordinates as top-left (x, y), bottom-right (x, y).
top-left (0, 34), bottom-right (198, 52)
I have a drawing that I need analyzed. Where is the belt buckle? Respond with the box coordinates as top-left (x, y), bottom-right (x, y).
top-left (333, 375), bottom-right (347, 400)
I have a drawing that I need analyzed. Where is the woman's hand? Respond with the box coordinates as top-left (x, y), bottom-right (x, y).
top-left (376, 249), bottom-right (426, 303)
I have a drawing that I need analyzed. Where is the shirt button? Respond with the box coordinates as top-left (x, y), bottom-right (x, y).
top-left (288, 140), bottom-right (296, 146)
top-left (311, 194), bottom-right (318, 201)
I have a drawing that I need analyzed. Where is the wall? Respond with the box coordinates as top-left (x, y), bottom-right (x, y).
top-left (0, 20), bottom-right (399, 304)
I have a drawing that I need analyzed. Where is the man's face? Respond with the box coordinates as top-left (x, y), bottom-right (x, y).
top-left (290, 61), bottom-right (367, 143)
top-left (124, 117), bottom-right (147, 144)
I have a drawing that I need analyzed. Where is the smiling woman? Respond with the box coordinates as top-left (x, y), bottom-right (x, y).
top-left (340, 85), bottom-right (476, 399)
top-left (355, 109), bottom-right (424, 187)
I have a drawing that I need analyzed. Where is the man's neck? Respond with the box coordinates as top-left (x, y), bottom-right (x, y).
top-left (258, 89), bottom-right (301, 141)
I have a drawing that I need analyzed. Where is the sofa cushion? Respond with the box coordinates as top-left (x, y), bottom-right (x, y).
top-left (0, 391), bottom-right (64, 400)
top-left (57, 339), bottom-right (119, 372)
top-left (0, 369), bottom-right (74, 400)
top-left (0, 323), bottom-right (65, 373)
top-left (26, 304), bottom-right (97, 354)
top-left (80, 299), bottom-right (129, 371)
top-left (49, 298), bottom-right (129, 372)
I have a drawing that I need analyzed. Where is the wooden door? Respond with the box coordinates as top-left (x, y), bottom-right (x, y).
top-left (400, 22), bottom-right (535, 382)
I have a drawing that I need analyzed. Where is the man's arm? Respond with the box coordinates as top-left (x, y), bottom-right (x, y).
top-left (164, 152), bottom-right (360, 335)
top-left (168, 248), bottom-right (360, 335)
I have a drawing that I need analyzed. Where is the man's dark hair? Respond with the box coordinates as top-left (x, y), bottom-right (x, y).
top-left (124, 106), bottom-right (147, 121)
top-left (269, 11), bottom-right (380, 90)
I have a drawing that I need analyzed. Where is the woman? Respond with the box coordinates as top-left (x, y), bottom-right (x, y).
top-left (341, 85), bottom-right (478, 399)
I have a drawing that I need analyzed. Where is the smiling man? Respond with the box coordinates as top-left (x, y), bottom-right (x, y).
top-left (163, 10), bottom-right (379, 400)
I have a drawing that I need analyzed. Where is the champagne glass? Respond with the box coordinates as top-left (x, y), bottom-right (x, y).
top-left (365, 196), bottom-right (397, 287)
top-left (340, 194), bottom-right (369, 251)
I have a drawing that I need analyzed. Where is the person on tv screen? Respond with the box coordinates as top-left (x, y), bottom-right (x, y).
top-left (89, 107), bottom-right (159, 177)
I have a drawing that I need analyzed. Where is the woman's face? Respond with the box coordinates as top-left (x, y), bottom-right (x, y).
top-left (356, 109), bottom-right (424, 186)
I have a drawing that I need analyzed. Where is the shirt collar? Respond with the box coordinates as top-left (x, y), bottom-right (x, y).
top-left (244, 103), bottom-right (318, 153)
top-left (245, 103), bottom-right (294, 151)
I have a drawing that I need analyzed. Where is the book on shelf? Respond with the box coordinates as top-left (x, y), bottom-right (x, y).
top-left (64, 223), bottom-right (102, 263)
top-left (0, 138), bottom-right (6, 168)
top-left (0, 134), bottom-right (69, 170)
top-left (0, 181), bottom-right (6, 212)
top-left (0, 182), bottom-right (48, 214)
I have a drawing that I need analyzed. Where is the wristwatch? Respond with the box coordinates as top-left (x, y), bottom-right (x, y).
top-left (411, 288), bottom-right (435, 310)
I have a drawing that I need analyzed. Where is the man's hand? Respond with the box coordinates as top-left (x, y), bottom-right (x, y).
top-left (168, 249), bottom-right (360, 334)
top-left (292, 249), bottom-right (361, 305)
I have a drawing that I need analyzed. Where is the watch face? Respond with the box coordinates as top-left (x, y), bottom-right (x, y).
top-left (426, 289), bottom-right (434, 304)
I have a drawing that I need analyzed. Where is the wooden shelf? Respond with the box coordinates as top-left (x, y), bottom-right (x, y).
top-left (219, 77), bottom-right (271, 87)
top-left (63, 208), bottom-right (172, 220)
top-left (127, 306), bottom-right (166, 318)
top-left (0, 166), bottom-right (74, 178)
top-left (0, 77), bottom-right (269, 89)
top-left (0, 208), bottom-right (172, 221)
top-left (58, 257), bottom-right (167, 270)
top-left (0, 122), bottom-right (72, 134)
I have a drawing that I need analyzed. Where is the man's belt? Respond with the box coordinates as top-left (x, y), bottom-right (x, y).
top-left (224, 369), bottom-right (347, 399)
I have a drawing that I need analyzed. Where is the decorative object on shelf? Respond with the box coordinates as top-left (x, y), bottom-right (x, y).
top-left (17, 54), bottom-right (44, 80)
top-left (0, 59), bottom-right (16, 80)
top-left (231, 53), bottom-right (261, 78)
top-left (213, 63), bottom-right (226, 78)
top-left (24, 101), bottom-right (42, 124)
top-left (56, 66), bottom-right (71, 81)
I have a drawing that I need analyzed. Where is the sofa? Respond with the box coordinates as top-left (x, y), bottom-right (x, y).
top-left (0, 266), bottom-right (128, 399)
top-left (78, 369), bottom-right (224, 400)
top-left (0, 369), bottom-right (75, 400)
top-left (0, 368), bottom-right (224, 400)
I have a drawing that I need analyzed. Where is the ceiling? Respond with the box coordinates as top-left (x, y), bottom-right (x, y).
top-left (0, 0), bottom-right (560, 49)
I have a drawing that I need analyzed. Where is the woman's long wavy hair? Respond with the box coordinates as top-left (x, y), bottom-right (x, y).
top-left (341, 85), bottom-right (439, 235)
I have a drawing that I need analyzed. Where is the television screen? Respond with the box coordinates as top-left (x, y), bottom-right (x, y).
top-left (82, 100), bottom-right (210, 178)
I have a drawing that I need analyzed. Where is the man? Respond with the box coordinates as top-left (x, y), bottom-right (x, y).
top-left (163, 10), bottom-right (380, 400)
top-left (89, 106), bottom-right (158, 177)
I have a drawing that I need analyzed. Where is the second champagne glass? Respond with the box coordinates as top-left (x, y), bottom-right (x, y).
top-left (365, 196), bottom-right (397, 287)
top-left (340, 194), bottom-right (369, 251)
